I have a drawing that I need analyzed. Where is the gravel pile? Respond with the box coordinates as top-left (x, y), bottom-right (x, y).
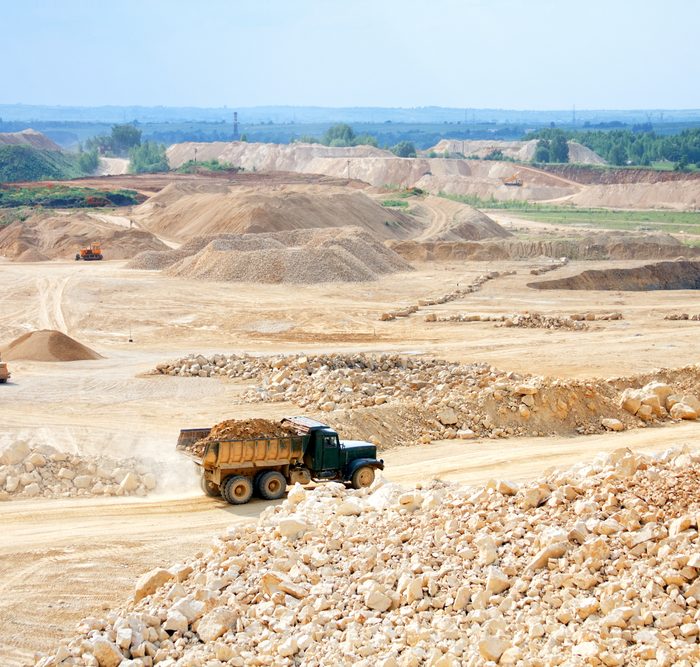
top-left (37, 448), bottom-right (700, 666)
top-left (153, 353), bottom-right (700, 443)
top-left (184, 419), bottom-right (299, 456)
top-left (130, 227), bottom-right (411, 284)
top-left (0, 441), bottom-right (156, 500)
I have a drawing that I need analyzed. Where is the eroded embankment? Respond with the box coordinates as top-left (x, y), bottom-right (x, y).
top-left (529, 260), bottom-right (700, 291)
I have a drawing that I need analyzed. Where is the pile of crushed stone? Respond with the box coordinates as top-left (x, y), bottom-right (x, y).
top-left (130, 227), bottom-right (412, 284)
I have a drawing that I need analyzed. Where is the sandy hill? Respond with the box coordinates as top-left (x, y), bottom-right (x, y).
top-left (166, 141), bottom-right (580, 203)
top-left (0, 129), bottom-right (62, 152)
top-left (0, 211), bottom-right (169, 261)
top-left (427, 139), bottom-right (606, 165)
top-left (2, 329), bottom-right (101, 362)
top-left (133, 183), bottom-right (420, 242)
top-left (129, 226), bottom-right (412, 284)
top-left (408, 195), bottom-right (512, 242)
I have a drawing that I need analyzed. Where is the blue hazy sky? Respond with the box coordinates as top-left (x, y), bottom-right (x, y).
top-left (2, 0), bottom-right (699, 109)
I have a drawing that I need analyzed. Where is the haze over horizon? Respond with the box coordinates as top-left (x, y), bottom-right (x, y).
top-left (3, 0), bottom-right (699, 110)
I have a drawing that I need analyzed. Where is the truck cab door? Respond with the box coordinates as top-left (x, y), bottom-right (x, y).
top-left (321, 435), bottom-right (340, 471)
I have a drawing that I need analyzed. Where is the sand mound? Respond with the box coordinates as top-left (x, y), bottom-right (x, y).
top-left (426, 139), bottom-right (606, 165)
top-left (2, 329), bottom-right (102, 362)
top-left (131, 227), bottom-right (412, 284)
top-left (0, 211), bottom-right (168, 261)
top-left (529, 260), bottom-right (700, 291)
top-left (133, 183), bottom-right (418, 242)
top-left (412, 195), bottom-right (511, 242)
top-left (0, 129), bottom-right (62, 151)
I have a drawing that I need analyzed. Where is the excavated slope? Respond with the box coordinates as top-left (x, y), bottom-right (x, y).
top-left (133, 183), bottom-right (419, 242)
top-left (427, 139), bottom-right (606, 165)
top-left (165, 141), bottom-right (580, 202)
top-left (391, 232), bottom-right (700, 262)
top-left (2, 329), bottom-right (102, 362)
top-left (529, 260), bottom-right (700, 291)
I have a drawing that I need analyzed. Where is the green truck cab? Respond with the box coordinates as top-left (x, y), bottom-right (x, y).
top-left (177, 416), bottom-right (384, 505)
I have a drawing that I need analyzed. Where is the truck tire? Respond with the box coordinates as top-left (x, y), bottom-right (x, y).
top-left (257, 471), bottom-right (287, 501)
top-left (201, 476), bottom-right (220, 498)
top-left (222, 475), bottom-right (253, 505)
top-left (351, 466), bottom-right (375, 489)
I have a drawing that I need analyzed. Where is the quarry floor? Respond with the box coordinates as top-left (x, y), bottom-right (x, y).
top-left (2, 257), bottom-right (700, 665)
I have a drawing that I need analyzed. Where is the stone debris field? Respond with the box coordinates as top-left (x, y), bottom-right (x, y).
top-left (37, 447), bottom-right (700, 666)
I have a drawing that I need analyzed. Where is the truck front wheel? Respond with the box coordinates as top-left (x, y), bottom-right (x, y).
top-left (222, 475), bottom-right (253, 505)
top-left (351, 466), bottom-right (375, 489)
top-left (201, 476), bottom-right (220, 498)
top-left (258, 471), bottom-right (287, 500)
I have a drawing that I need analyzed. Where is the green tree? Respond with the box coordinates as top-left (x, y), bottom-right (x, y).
top-left (111, 124), bottom-right (142, 154)
top-left (534, 139), bottom-right (550, 163)
top-left (129, 142), bottom-right (168, 173)
top-left (322, 123), bottom-right (355, 146)
top-left (77, 148), bottom-right (99, 174)
top-left (353, 134), bottom-right (378, 147)
top-left (550, 134), bottom-right (569, 162)
top-left (391, 141), bottom-right (417, 158)
top-left (608, 143), bottom-right (628, 166)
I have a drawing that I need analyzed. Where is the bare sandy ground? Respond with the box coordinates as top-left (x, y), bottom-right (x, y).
top-left (2, 257), bottom-right (700, 664)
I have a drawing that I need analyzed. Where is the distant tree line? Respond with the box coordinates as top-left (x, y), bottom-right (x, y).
top-left (526, 127), bottom-right (700, 169)
top-left (84, 124), bottom-right (168, 173)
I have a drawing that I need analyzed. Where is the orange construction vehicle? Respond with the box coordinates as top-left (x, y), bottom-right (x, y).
top-left (75, 242), bottom-right (103, 261)
top-left (503, 174), bottom-right (523, 187)
top-left (0, 356), bottom-right (10, 384)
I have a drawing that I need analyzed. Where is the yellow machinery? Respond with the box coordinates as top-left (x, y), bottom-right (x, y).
top-left (503, 174), bottom-right (523, 187)
top-left (75, 242), bottom-right (103, 261)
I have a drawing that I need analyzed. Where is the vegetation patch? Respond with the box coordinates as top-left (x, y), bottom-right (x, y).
top-left (175, 158), bottom-right (243, 174)
top-left (381, 199), bottom-right (409, 208)
top-left (0, 145), bottom-right (94, 183)
top-left (0, 184), bottom-right (144, 208)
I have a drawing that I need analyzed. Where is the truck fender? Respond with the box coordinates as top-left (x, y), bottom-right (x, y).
top-left (346, 458), bottom-right (385, 479)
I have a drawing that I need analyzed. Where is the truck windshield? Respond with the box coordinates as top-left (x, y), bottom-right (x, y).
top-left (324, 437), bottom-right (337, 448)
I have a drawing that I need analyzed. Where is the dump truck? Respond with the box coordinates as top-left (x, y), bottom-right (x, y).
top-left (0, 357), bottom-right (10, 384)
top-left (75, 242), bottom-right (103, 261)
top-left (503, 173), bottom-right (523, 187)
top-left (177, 416), bottom-right (384, 504)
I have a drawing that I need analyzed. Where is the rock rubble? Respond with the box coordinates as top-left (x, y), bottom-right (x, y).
top-left (0, 441), bottom-right (157, 500)
top-left (153, 354), bottom-right (700, 445)
top-left (37, 447), bottom-right (700, 666)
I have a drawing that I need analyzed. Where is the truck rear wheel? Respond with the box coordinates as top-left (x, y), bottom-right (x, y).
top-left (201, 476), bottom-right (220, 498)
top-left (258, 471), bottom-right (286, 500)
top-left (351, 466), bottom-right (375, 489)
top-left (222, 475), bottom-right (253, 505)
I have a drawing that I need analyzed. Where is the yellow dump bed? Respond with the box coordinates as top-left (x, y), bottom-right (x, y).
top-left (177, 428), bottom-right (306, 471)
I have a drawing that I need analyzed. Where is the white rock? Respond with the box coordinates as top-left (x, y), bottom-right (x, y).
top-left (91, 638), bottom-right (124, 667)
top-left (0, 441), bottom-right (30, 465)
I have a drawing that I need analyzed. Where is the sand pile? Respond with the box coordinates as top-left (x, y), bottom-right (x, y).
top-left (132, 227), bottom-right (412, 284)
top-left (2, 329), bottom-right (102, 362)
top-left (427, 139), bottom-right (606, 165)
top-left (411, 195), bottom-right (511, 242)
top-left (133, 183), bottom-right (418, 242)
top-left (37, 448), bottom-right (700, 666)
top-left (0, 440), bottom-right (156, 500)
top-left (530, 260), bottom-right (700, 291)
top-left (0, 211), bottom-right (168, 261)
top-left (0, 129), bottom-right (62, 151)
